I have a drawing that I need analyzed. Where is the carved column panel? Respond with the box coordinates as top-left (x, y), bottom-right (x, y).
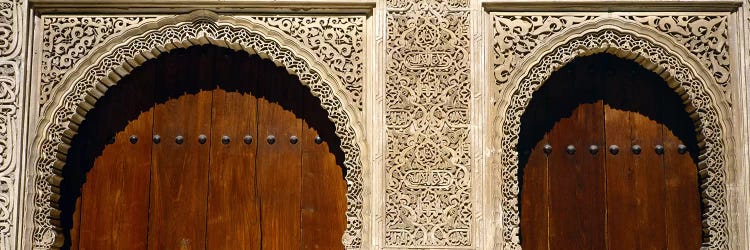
top-left (385, 0), bottom-right (472, 247)
top-left (0, 0), bottom-right (23, 249)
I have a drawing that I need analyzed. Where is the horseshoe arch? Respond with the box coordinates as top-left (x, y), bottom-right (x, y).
top-left (27, 10), bottom-right (369, 249)
top-left (493, 18), bottom-right (733, 249)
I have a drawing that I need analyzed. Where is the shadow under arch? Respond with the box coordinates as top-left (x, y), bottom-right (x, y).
top-left (59, 45), bottom-right (348, 249)
top-left (30, 11), bottom-right (366, 249)
top-left (516, 53), bottom-right (702, 247)
top-left (495, 18), bottom-right (732, 249)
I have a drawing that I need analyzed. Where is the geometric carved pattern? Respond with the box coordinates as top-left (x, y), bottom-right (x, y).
top-left (40, 16), bottom-right (162, 107)
top-left (492, 19), bottom-right (729, 249)
top-left (385, 0), bottom-right (472, 246)
top-left (625, 16), bottom-right (731, 90)
top-left (492, 15), bottom-right (597, 86)
top-left (242, 16), bottom-right (365, 111)
top-left (0, 0), bottom-right (21, 248)
top-left (32, 14), bottom-right (365, 249)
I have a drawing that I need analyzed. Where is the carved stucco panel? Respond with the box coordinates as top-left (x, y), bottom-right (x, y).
top-left (492, 15), bottom-right (598, 86)
top-left (41, 15), bottom-right (366, 114)
top-left (625, 16), bottom-right (731, 91)
top-left (385, 0), bottom-right (472, 246)
top-left (0, 61), bottom-right (19, 250)
top-left (0, 0), bottom-right (22, 59)
top-left (492, 15), bottom-right (732, 94)
top-left (32, 15), bottom-right (366, 249)
top-left (241, 16), bottom-right (365, 111)
top-left (0, 0), bottom-right (22, 249)
top-left (40, 16), bottom-right (163, 107)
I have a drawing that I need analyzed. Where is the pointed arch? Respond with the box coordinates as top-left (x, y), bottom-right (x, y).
top-left (29, 10), bottom-right (368, 249)
top-left (494, 18), bottom-right (733, 249)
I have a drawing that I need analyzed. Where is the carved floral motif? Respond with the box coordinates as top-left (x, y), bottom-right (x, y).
top-left (492, 15), bottom-right (597, 85)
top-left (40, 16), bottom-right (161, 107)
top-left (0, 0), bottom-right (21, 58)
top-left (625, 16), bottom-right (730, 90)
top-left (386, 0), bottom-right (472, 246)
top-left (0, 0), bottom-right (21, 248)
top-left (243, 16), bottom-right (365, 110)
top-left (0, 61), bottom-right (18, 250)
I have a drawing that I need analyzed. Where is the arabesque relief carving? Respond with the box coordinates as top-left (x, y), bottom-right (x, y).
top-left (492, 15), bottom-right (731, 92)
top-left (0, 61), bottom-right (19, 250)
top-left (491, 18), bottom-right (731, 249)
top-left (32, 14), bottom-right (366, 249)
top-left (41, 15), bottom-right (366, 113)
top-left (625, 16), bottom-right (730, 91)
top-left (40, 16), bottom-right (163, 107)
top-left (242, 16), bottom-right (365, 111)
top-left (386, 0), bottom-right (472, 246)
top-left (0, 0), bottom-right (22, 248)
top-left (492, 15), bottom-right (596, 86)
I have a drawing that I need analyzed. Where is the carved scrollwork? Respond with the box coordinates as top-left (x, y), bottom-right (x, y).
top-left (242, 16), bottom-right (365, 111)
top-left (0, 0), bottom-right (21, 59)
top-left (40, 16), bottom-right (162, 107)
top-left (492, 22), bottom-right (730, 249)
top-left (386, 0), bottom-right (472, 246)
top-left (0, 61), bottom-right (18, 250)
top-left (625, 16), bottom-right (730, 90)
top-left (32, 15), bottom-right (365, 249)
top-left (0, 0), bottom-right (21, 248)
top-left (492, 15), bottom-right (597, 85)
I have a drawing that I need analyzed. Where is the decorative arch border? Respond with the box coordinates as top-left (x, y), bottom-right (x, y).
top-left (28, 10), bottom-right (368, 249)
top-left (493, 18), bottom-right (733, 249)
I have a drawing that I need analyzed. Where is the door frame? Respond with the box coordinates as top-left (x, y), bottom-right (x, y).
top-left (25, 11), bottom-right (370, 249)
top-left (491, 17), bottom-right (739, 249)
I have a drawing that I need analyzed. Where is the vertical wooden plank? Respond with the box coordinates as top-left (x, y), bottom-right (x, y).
top-left (573, 59), bottom-right (607, 250)
top-left (605, 59), bottom-right (639, 250)
top-left (78, 61), bottom-right (155, 250)
top-left (662, 81), bottom-right (702, 250)
top-left (206, 48), bottom-right (261, 249)
top-left (148, 47), bottom-right (213, 250)
top-left (519, 74), bottom-right (550, 250)
top-left (300, 84), bottom-right (347, 250)
top-left (256, 60), bottom-right (303, 249)
top-left (546, 66), bottom-right (580, 249)
top-left (627, 66), bottom-right (667, 249)
top-left (546, 57), bottom-right (607, 249)
top-left (70, 196), bottom-right (81, 250)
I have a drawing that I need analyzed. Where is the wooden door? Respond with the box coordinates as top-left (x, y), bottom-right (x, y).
top-left (62, 45), bottom-right (347, 250)
top-left (519, 54), bottom-right (702, 249)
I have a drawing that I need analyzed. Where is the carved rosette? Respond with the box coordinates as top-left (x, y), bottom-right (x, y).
top-left (40, 16), bottom-right (163, 107)
top-left (242, 16), bottom-right (365, 111)
top-left (491, 18), bottom-right (730, 249)
top-left (33, 17), bottom-right (366, 249)
top-left (386, 0), bottom-right (472, 246)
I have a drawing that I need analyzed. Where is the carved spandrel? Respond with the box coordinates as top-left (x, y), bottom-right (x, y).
top-left (624, 16), bottom-right (730, 90)
top-left (242, 16), bottom-right (365, 111)
top-left (40, 16), bottom-right (161, 107)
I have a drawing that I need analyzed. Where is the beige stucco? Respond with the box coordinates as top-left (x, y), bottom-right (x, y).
top-left (0, 0), bottom-right (747, 249)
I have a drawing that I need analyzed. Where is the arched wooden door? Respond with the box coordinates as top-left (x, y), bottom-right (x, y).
top-left (61, 46), bottom-right (347, 249)
top-left (519, 54), bottom-right (702, 249)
